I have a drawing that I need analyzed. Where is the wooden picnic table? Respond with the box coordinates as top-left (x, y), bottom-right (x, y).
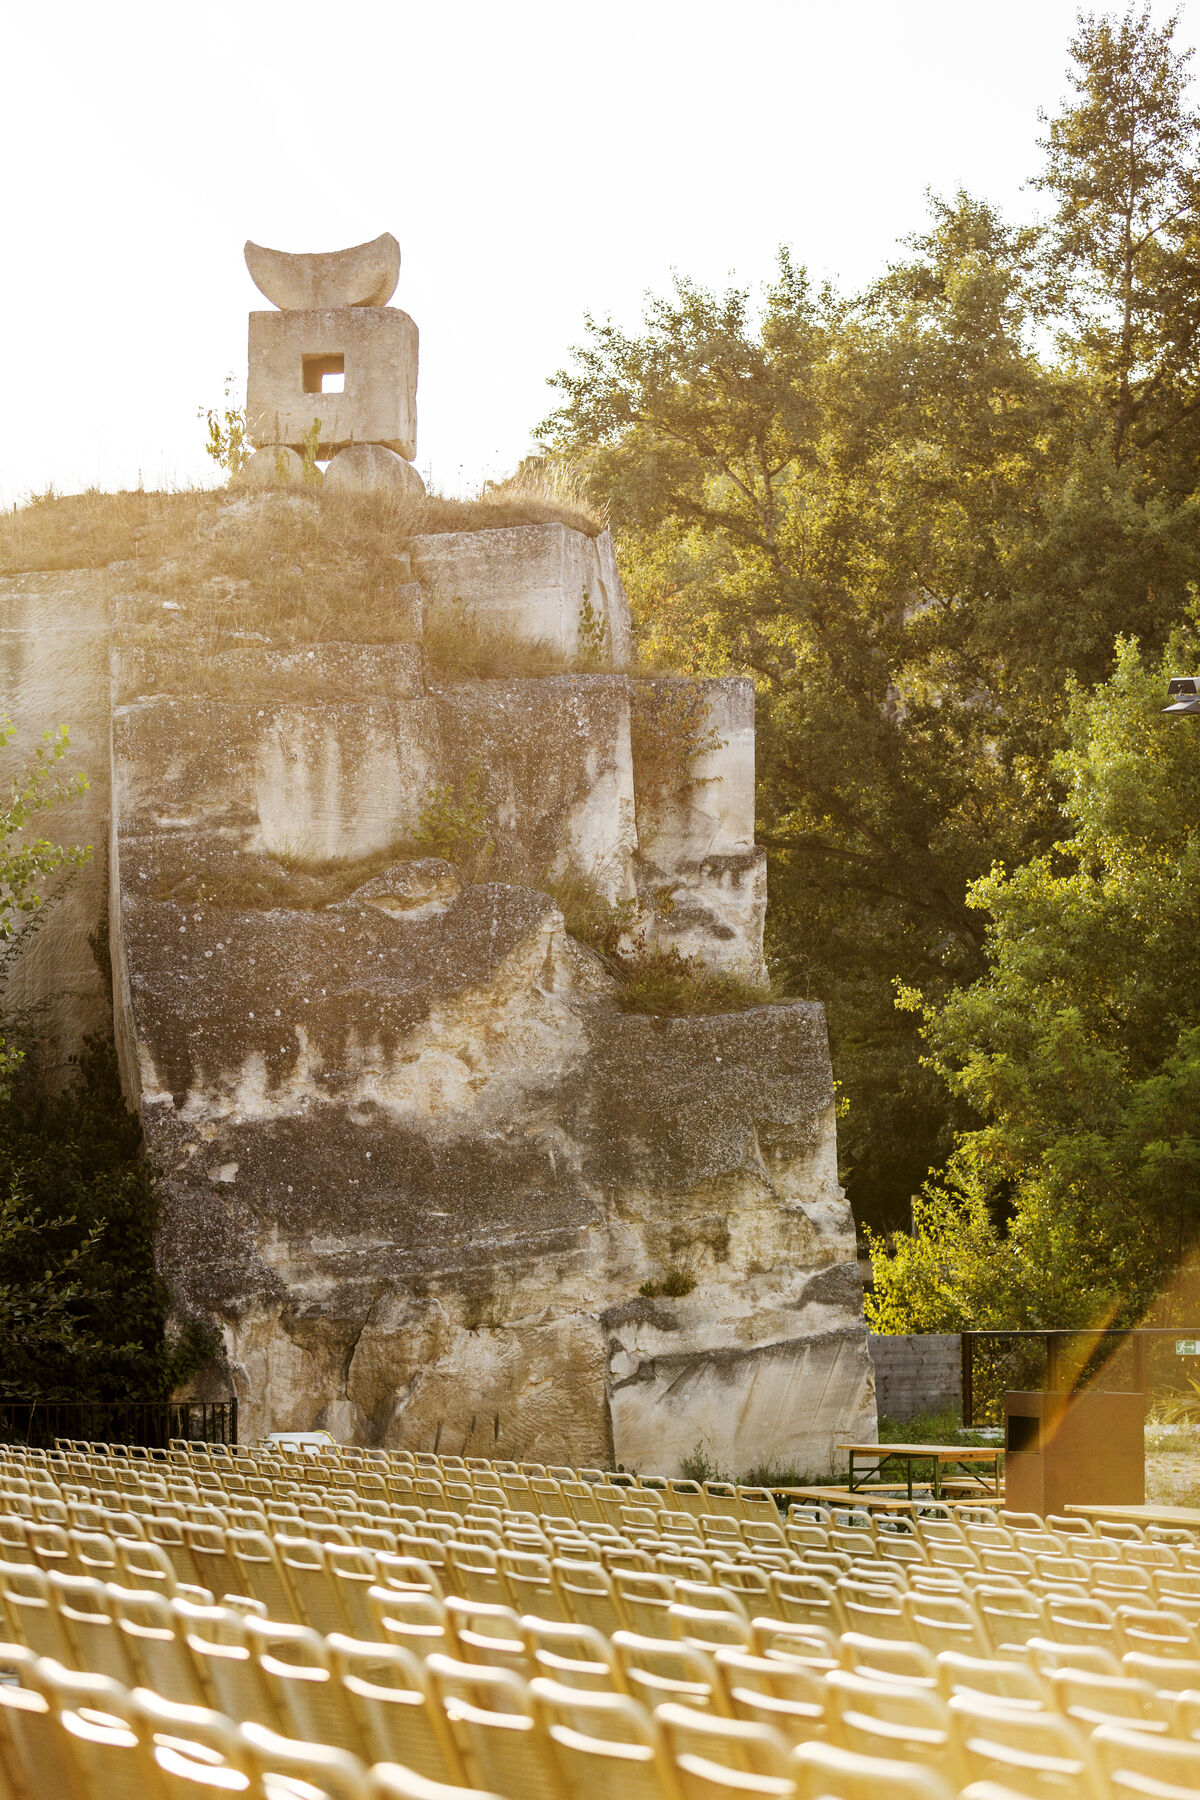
top-left (837, 1441), bottom-right (1003, 1503)
top-left (776, 1484), bottom-right (1003, 1516)
top-left (1064, 1502), bottom-right (1200, 1532)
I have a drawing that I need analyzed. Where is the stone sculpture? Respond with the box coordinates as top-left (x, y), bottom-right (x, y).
top-left (244, 231), bottom-right (422, 493)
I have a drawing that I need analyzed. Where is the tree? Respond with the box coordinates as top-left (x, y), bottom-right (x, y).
top-left (541, 212), bottom-right (1066, 1229)
top-left (0, 715), bottom-right (211, 1398)
top-left (1, 712), bottom-right (90, 1094)
top-left (869, 623), bottom-right (1200, 1332)
top-left (1036, 6), bottom-right (1200, 466)
top-left (540, 9), bottom-right (1200, 1242)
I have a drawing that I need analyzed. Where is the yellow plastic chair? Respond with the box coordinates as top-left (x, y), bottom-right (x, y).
top-left (790, 1739), bottom-right (955, 1799)
top-left (1048, 1665), bottom-right (1171, 1734)
top-left (246, 1614), bottom-right (354, 1751)
top-left (947, 1692), bottom-right (1105, 1798)
top-left (239, 1717), bottom-right (369, 1800)
top-left (520, 1616), bottom-right (623, 1692)
top-left (975, 1585), bottom-right (1047, 1653)
top-left (1121, 1649), bottom-right (1200, 1692)
top-left (825, 1670), bottom-right (959, 1782)
top-left (1092, 1720), bottom-right (1200, 1798)
top-left (445, 1542), bottom-right (512, 1608)
top-left (612, 1628), bottom-right (726, 1713)
top-left (768, 1572), bottom-right (846, 1636)
top-left (326, 1543), bottom-right (385, 1638)
top-left (751, 1618), bottom-right (839, 1671)
top-left (1025, 1638), bottom-right (1121, 1679)
top-left (838, 1632), bottom-right (938, 1686)
top-left (173, 1598), bottom-right (281, 1730)
top-left (615, 1571), bottom-right (679, 1639)
top-left (713, 1646), bottom-right (825, 1743)
top-left (896, 1587), bottom-right (985, 1654)
top-left (368, 1584), bottom-right (457, 1657)
top-left (547, 1555), bottom-right (624, 1634)
top-left (672, 1604), bottom-right (756, 1654)
top-left (444, 1596), bottom-right (530, 1676)
top-left (934, 1649), bottom-right (1046, 1709)
top-left (48, 1570), bottom-right (140, 1685)
top-left (224, 1527), bottom-right (299, 1622)
top-left (1041, 1592), bottom-right (1125, 1658)
top-left (534, 1680), bottom-right (680, 1800)
top-left (1114, 1603), bottom-right (1197, 1660)
top-left (330, 1631), bottom-right (471, 1782)
top-left (370, 1764), bottom-right (505, 1800)
top-left (0, 1653), bottom-right (84, 1800)
top-left (837, 1578), bottom-right (909, 1642)
top-left (106, 1584), bottom-right (207, 1706)
top-left (376, 1552), bottom-right (446, 1599)
top-left (656, 1698), bottom-right (791, 1780)
top-left (425, 1652), bottom-right (561, 1800)
top-left (22, 1657), bottom-right (153, 1800)
top-left (0, 1560), bottom-right (75, 1662)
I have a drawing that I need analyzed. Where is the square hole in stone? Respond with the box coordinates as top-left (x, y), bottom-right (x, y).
top-left (302, 354), bottom-right (345, 395)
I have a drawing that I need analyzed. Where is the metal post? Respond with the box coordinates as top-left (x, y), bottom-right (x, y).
top-left (1133, 1332), bottom-right (1148, 1396)
top-left (961, 1333), bottom-right (973, 1429)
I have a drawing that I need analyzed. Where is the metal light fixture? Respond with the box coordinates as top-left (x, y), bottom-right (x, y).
top-left (1163, 676), bottom-right (1200, 716)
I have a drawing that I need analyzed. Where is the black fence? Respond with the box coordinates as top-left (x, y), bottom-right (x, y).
top-left (0, 1399), bottom-right (238, 1450)
top-left (960, 1329), bottom-right (1200, 1428)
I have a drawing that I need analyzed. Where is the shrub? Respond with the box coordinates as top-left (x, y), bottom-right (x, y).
top-left (639, 1267), bottom-right (697, 1298)
top-left (616, 946), bottom-right (774, 1017)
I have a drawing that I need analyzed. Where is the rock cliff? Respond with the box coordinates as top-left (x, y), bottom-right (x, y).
top-left (12, 491), bottom-right (877, 1474)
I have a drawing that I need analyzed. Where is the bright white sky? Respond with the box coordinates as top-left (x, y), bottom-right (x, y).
top-left (3, 0), bottom-right (1194, 505)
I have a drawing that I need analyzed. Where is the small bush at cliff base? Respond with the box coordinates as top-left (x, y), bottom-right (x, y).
top-left (0, 1034), bottom-right (214, 1400)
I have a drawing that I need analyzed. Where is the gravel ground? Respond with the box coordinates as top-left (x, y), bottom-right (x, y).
top-left (1146, 1448), bottom-right (1200, 1505)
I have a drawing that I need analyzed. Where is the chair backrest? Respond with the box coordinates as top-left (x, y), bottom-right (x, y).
top-left (1093, 1721), bottom-right (1200, 1799)
top-left (656, 1698), bottom-right (792, 1779)
top-left (790, 1739), bottom-right (955, 1799)
top-left (947, 1692), bottom-right (1105, 1799)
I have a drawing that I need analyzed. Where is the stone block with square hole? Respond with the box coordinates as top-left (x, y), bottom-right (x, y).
top-left (246, 306), bottom-right (418, 459)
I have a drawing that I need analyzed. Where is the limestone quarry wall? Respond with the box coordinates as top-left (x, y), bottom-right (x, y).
top-left (6, 507), bottom-right (876, 1475)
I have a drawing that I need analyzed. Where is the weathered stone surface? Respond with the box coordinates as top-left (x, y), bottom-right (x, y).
top-left (245, 234), bottom-right (401, 311)
top-left (632, 677), bottom-right (765, 977)
top-left (410, 524), bottom-right (634, 666)
top-left (7, 511), bottom-right (872, 1473)
top-left (247, 307), bottom-right (418, 459)
top-left (432, 676), bottom-right (638, 902)
top-left (0, 572), bottom-right (111, 1079)
top-left (234, 446), bottom-right (305, 488)
top-left (325, 443), bottom-right (426, 499)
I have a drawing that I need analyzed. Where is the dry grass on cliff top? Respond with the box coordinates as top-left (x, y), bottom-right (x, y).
top-left (0, 463), bottom-right (604, 577)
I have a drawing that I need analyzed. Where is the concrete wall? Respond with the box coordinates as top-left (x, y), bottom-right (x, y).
top-left (0, 571), bottom-right (111, 1079)
top-left (869, 1332), bottom-right (962, 1423)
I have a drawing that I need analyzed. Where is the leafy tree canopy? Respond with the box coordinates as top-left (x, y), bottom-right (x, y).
top-left (869, 625), bottom-right (1200, 1331)
top-left (540, 5), bottom-right (1200, 1252)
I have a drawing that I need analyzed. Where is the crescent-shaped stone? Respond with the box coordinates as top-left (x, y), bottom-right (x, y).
top-left (244, 233), bottom-right (400, 310)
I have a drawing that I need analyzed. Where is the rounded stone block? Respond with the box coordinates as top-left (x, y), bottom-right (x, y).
top-left (244, 233), bottom-right (400, 310)
top-left (234, 446), bottom-right (305, 488)
top-left (324, 443), bottom-right (426, 498)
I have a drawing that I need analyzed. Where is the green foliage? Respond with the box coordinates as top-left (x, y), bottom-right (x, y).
top-left (1, 714), bottom-right (91, 1097)
top-left (300, 419), bottom-right (323, 486)
top-left (680, 1443), bottom-right (729, 1484)
top-left (198, 377), bottom-right (252, 479)
top-left (413, 766), bottom-right (493, 874)
top-left (0, 1033), bottom-right (214, 1399)
top-left (577, 590), bottom-right (608, 668)
top-left (540, 7), bottom-right (1200, 1237)
top-left (869, 624), bottom-right (1200, 1330)
top-left (639, 1267), bottom-right (697, 1298)
top-left (616, 946), bottom-right (774, 1017)
top-left (543, 873), bottom-right (639, 956)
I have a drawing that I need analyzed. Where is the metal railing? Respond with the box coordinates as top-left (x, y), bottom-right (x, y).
top-left (960, 1329), bottom-right (1200, 1428)
top-left (0, 1398), bottom-right (238, 1450)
